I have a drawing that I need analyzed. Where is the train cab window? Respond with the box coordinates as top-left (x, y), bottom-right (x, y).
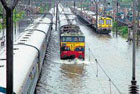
top-left (61, 46), bottom-right (70, 51)
top-left (73, 37), bottom-right (78, 42)
top-left (66, 37), bottom-right (72, 42)
top-left (79, 37), bottom-right (85, 42)
top-left (106, 20), bottom-right (111, 25)
top-left (99, 20), bottom-right (104, 24)
top-left (75, 47), bottom-right (84, 51)
top-left (62, 37), bottom-right (66, 42)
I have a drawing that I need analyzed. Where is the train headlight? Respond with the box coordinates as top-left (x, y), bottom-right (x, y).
top-left (62, 43), bottom-right (66, 46)
top-left (78, 55), bottom-right (83, 59)
top-left (98, 25), bottom-right (102, 28)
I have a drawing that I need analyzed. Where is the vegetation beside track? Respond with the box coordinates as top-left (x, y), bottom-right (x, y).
top-left (112, 21), bottom-right (128, 38)
top-left (0, 9), bottom-right (25, 33)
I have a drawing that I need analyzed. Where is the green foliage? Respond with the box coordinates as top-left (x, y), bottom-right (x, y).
top-left (40, 4), bottom-right (50, 13)
top-left (122, 0), bottom-right (132, 2)
top-left (0, 5), bottom-right (3, 19)
top-left (0, 23), bottom-right (1, 28)
top-left (40, 7), bottom-right (44, 13)
top-left (112, 21), bottom-right (117, 31)
top-left (13, 10), bottom-right (25, 23)
top-left (112, 21), bottom-right (128, 38)
top-left (119, 26), bottom-right (128, 37)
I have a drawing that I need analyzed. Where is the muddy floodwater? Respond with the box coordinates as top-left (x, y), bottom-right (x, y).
top-left (36, 17), bottom-right (140, 94)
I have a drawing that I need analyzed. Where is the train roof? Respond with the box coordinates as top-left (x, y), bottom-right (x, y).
top-left (84, 10), bottom-right (96, 15)
top-left (0, 16), bottom-right (51, 93)
top-left (59, 14), bottom-right (69, 27)
top-left (60, 24), bottom-right (84, 37)
top-left (61, 32), bottom-right (84, 37)
top-left (74, 7), bottom-right (112, 20)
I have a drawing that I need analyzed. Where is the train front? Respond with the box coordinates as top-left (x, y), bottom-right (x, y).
top-left (60, 25), bottom-right (85, 60)
top-left (98, 17), bottom-right (112, 34)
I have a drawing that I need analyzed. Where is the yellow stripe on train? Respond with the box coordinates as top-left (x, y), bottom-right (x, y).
top-left (61, 42), bottom-right (85, 51)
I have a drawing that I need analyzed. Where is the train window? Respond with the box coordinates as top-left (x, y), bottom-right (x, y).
top-left (61, 46), bottom-right (70, 51)
top-left (106, 20), bottom-right (111, 24)
top-left (62, 37), bottom-right (66, 42)
top-left (20, 40), bottom-right (27, 41)
top-left (66, 37), bottom-right (72, 42)
top-left (79, 37), bottom-right (85, 42)
top-left (23, 37), bottom-right (29, 38)
top-left (73, 37), bottom-right (78, 42)
top-left (25, 34), bottom-right (31, 36)
top-left (99, 20), bottom-right (104, 24)
top-left (75, 47), bottom-right (84, 51)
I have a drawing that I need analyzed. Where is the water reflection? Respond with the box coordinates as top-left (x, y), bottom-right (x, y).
top-left (61, 64), bottom-right (84, 79)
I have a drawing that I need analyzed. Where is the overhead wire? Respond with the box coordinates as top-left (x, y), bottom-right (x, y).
top-left (86, 43), bottom-right (122, 94)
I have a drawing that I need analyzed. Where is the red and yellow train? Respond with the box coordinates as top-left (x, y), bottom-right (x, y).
top-left (60, 24), bottom-right (85, 60)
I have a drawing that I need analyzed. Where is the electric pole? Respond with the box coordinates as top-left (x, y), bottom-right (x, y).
top-left (0, 0), bottom-right (19, 94)
top-left (104, 0), bottom-right (106, 16)
top-left (74, 0), bottom-right (75, 9)
top-left (116, 0), bottom-right (118, 37)
top-left (55, 0), bottom-right (61, 31)
top-left (55, 3), bottom-right (58, 31)
top-left (96, 1), bottom-right (98, 32)
top-left (129, 0), bottom-right (139, 93)
top-left (81, 0), bottom-right (83, 11)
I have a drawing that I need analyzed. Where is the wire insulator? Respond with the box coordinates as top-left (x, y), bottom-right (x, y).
top-left (129, 84), bottom-right (139, 94)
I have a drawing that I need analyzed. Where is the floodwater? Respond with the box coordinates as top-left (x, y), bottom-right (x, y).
top-left (36, 16), bottom-right (140, 94)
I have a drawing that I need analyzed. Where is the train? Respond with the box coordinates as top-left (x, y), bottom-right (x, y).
top-left (71, 7), bottom-right (112, 34)
top-left (0, 15), bottom-right (52, 94)
top-left (59, 7), bottom-right (85, 60)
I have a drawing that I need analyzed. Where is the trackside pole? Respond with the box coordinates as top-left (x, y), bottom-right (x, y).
top-left (129, 0), bottom-right (139, 93)
top-left (0, 0), bottom-right (19, 94)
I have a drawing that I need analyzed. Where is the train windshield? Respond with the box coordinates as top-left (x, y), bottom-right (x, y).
top-left (99, 20), bottom-right (104, 24)
top-left (78, 37), bottom-right (85, 42)
top-left (106, 20), bottom-right (111, 25)
top-left (75, 47), bottom-right (84, 51)
top-left (61, 36), bottom-right (85, 42)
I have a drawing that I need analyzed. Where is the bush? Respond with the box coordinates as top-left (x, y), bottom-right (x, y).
top-left (13, 10), bottom-right (25, 23)
top-left (112, 21), bottom-right (117, 32)
top-left (119, 26), bottom-right (128, 37)
top-left (112, 20), bottom-right (128, 38)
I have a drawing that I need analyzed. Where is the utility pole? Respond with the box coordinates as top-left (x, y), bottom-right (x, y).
top-left (0, 0), bottom-right (19, 94)
top-left (28, 0), bottom-right (31, 16)
top-left (129, 0), bottom-right (139, 93)
top-left (96, 1), bottom-right (98, 32)
top-left (74, 0), bottom-right (75, 9)
top-left (2, 7), bottom-right (4, 40)
top-left (104, 0), bottom-right (106, 16)
top-left (116, 0), bottom-right (118, 37)
top-left (81, 0), bottom-right (83, 11)
top-left (137, 0), bottom-right (140, 45)
top-left (55, 0), bottom-right (61, 31)
top-left (14, 8), bottom-right (16, 41)
top-left (54, 0), bottom-right (55, 16)
top-left (137, 0), bottom-right (140, 27)
top-left (55, 3), bottom-right (58, 31)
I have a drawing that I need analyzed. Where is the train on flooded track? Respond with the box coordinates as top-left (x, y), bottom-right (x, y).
top-left (71, 7), bottom-right (112, 34)
top-left (0, 14), bottom-right (52, 94)
top-left (59, 7), bottom-right (85, 60)
top-left (60, 24), bottom-right (85, 60)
